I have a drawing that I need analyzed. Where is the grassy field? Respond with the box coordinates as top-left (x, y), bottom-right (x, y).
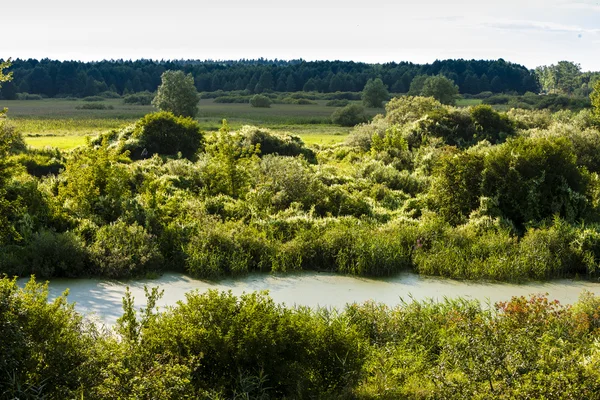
top-left (0, 98), bottom-right (368, 149)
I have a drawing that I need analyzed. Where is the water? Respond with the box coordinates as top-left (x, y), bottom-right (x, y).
top-left (21, 272), bottom-right (600, 326)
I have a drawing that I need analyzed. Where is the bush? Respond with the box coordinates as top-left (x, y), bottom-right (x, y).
top-left (123, 91), bottom-right (154, 105)
top-left (250, 94), bottom-right (272, 108)
top-left (123, 111), bottom-right (204, 159)
top-left (76, 103), bottom-right (114, 110)
top-left (213, 95), bottom-right (250, 103)
top-left (98, 91), bottom-right (121, 99)
top-left (239, 125), bottom-right (315, 161)
top-left (82, 96), bottom-right (105, 102)
top-left (331, 104), bottom-right (368, 127)
top-left (90, 220), bottom-right (163, 277)
top-left (326, 99), bottom-right (350, 107)
top-left (16, 93), bottom-right (42, 100)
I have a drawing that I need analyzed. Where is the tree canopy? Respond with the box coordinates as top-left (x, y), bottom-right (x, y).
top-left (361, 78), bottom-right (389, 108)
top-left (152, 70), bottom-right (200, 118)
top-left (0, 58), bottom-right (542, 99)
top-left (420, 75), bottom-right (460, 105)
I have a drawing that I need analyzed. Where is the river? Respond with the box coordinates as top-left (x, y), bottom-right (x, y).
top-left (19, 271), bottom-right (600, 326)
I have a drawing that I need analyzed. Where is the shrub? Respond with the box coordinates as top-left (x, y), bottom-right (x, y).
top-left (238, 125), bottom-right (315, 161)
top-left (82, 96), bottom-right (105, 102)
top-left (213, 95), bottom-right (250, 103)
top-left (98, 90), bottom-right (121, 99)
top-left (123, 91), bottom-right (154, 105)
top-left (326, 99), bottom-right (350, 107)
top-left (90, 220), bottom-right (163, 277)
top-left (123, 111), bottom-right (204, 159)
top-left (249, 94), bottom-right (272, 108)
top-left (331, 104), bottom-right (368, 127)
top-left (21, 230), bottom-right (89, 278)
top-left (16, 93), bottom-right (42, 100)
top-left (76, 103), bottom-right (114, 110)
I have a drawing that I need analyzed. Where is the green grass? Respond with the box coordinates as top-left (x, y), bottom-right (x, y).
top-left (0, 98), bottom-right (357, 149)
top-left (25, 135), bottom-right (89, 149)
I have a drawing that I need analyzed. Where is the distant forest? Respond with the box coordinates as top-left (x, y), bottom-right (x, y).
top-left (0, 58), bottom-right (540, 99)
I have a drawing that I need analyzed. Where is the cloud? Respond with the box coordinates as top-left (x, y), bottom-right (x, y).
top-left (485, 19), bottom-right (600, 35)
top-left (557, 1), bottom-right (600, 12)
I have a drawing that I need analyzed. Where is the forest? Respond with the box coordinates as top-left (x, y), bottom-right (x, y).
top-left (2, 59), bottom-right (600, 398)
top-left (0, 58), bottom-right (542, 98)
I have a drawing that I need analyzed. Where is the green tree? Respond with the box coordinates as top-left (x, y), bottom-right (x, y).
top-left (0, 59), bottom-right (12, 116)
top-left (421, 75), bottom-right (459, 105)
top-left (361, 78), bottom-right (388, 108)
top-left (408, 74), bottom-right (428, 95)
top-left (152, 70), bottom-right (200, 118)
top-left (591, 80), bottom-right (600, 121)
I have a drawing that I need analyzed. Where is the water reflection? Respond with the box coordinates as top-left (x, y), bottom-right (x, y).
top-left (22, 272), bottom-right (600, 326)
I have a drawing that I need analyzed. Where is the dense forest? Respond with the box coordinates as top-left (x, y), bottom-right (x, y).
top-left (0, 58), bottom-right (541, 98)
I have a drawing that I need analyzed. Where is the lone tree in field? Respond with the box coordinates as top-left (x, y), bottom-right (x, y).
top-left (362, 78), bottom-right (389, 108)
top-left (152, 70), bottom-right (200, 118)
top-left (421, 75), bottom-right (459, 105)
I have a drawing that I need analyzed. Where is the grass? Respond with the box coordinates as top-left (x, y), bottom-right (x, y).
top-left (0, 98), bottom-right (356, 149)
top-left (25, 136), bottom-right (89, 149)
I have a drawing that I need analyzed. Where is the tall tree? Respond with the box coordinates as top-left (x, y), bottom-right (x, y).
top-left (361, 78), bottom-right (389, 108)
top-left (152, 71), bottom-right (200, 118)
top-left (421, 75), bottom-right (459, 105)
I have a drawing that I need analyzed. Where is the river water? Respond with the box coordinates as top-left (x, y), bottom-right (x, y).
top-left (20, 271), bottom-right (600, 326)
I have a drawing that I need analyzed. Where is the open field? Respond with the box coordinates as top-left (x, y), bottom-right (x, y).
top-left (0, 98), bottom-right (365, 149)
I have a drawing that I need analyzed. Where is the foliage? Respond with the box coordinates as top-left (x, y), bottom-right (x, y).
top-left (152, 70), bottom-right (200, 118)
top-left (592, 80), bottom-right (600, 121)
top-left (90, 220), bottom-right (163, 277)
top-left (331, 104), bottom-right (368, 126)
top-left (361, 78), bottom-right (389, 108)
top-left (6, 277), bottom-right (600, 398)
top-left (420, 74), bottom-right (459, 105)
top-left (123, 90), bottom-right (154, 105)
top-left (249, 94), bottom-right (272, 108)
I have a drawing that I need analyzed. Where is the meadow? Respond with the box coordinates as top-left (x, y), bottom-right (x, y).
top-left (0, 98), bottom-right (364, 148)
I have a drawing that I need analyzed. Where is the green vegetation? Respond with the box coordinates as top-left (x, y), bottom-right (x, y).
top-left (4, 277), bottom-right (600, 398)
top-left (361, 78), bottom-right (389, 108)
top-left (249, 94), bottom-right (271, 108)
top-left (152, 70), bottom-right (200, 118)
top-left (2, 93), bottom-right (600, 282)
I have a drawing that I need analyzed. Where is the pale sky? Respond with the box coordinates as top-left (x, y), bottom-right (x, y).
top-left (4, 0), bottom-right (600, 70)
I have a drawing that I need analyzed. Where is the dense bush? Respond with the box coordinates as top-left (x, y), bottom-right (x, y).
top-left (76, 103), bottom-right (114, 110)
top-left (82, 96), bottom-right (105, 102)
top-left (326, 99), bottom-right (350, 107)
top-left (90, 220), bottom-right (163, 277)
top-left (114, 111), bottom-right (204, 159)
top-left (238, 125), bottom-right (315, 161)
top-left (331, 104), bottom-right (368, 126)
top-left (122, 91), bottom-right (154, 105)
top-left (249, 94), bottom-right (272, 107)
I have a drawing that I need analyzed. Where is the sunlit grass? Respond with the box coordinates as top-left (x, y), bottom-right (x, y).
top-left (25, 135), bottom-right (89, 149)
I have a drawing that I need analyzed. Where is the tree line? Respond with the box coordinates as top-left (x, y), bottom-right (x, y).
top-left (0, 58), bottom-right (540, 99)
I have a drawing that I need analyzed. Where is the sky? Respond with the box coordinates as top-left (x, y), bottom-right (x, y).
top-left (4, 0), bottom-right (600, 70)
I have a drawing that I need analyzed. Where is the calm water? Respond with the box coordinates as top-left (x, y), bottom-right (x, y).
top-left (21, 272), bottom-right (600, 326)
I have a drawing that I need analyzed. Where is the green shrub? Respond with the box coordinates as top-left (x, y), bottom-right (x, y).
top-left (16, 93), bottom-right (43, 100)
top-left (238, 125), bottom-right (315, 161)
top-left (123, 91), bottom-right (154, 105)
top-left (82, 96), bottom-right (105, 102)
top-left (90, 220), bottom-right (163, 277)
top-left (249, 94), bottom-right (272, 108)
top-left (326, 99), bottom-right (350, 107)
top-left (123, 111), bottom-right (204, 159)
top-left (331, 104), bottom-right (368, 127)
top-left (76, 103), bottom-right (114, 110)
